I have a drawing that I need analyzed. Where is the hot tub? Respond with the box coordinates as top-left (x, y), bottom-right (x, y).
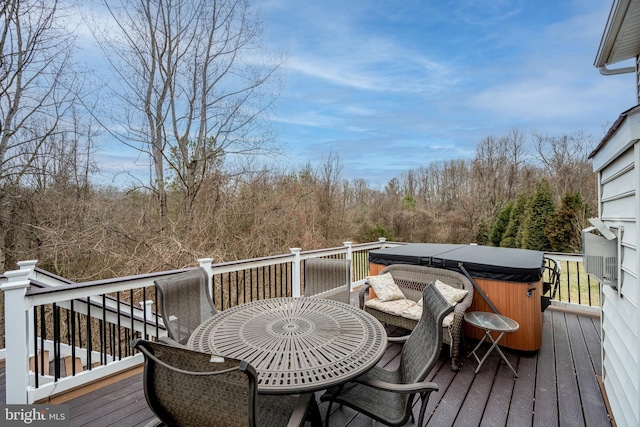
top-left (369, 243), bottom-right (545, 351)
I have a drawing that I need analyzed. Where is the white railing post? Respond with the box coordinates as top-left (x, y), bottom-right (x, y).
top-left (344, 241), bottom-right (353, 288)
top-left (139, 300), bottom-right (154, 319)
top-left (290, 248), bottom-right (302, 297)
top-left (17, 261), bottom-right (38, 357)
top-left (343, 241), bottom-right (353, 261)
top-left (1, 267), bottom-right (32, 404)
top-left (198, 258), bottom-right (214, 301)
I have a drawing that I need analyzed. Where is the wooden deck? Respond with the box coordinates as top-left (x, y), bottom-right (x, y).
top-left (1, 308), bottom-right (611, 427)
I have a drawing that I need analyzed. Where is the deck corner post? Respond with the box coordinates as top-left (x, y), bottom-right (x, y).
top-left (1, 267), bottom-right (32, 404)
top-left (290, 248), bottom-right (302, 297)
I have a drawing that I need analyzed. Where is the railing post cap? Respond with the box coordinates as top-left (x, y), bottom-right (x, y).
top-left (290, 248), bottom-right (301, 253)
top-left (343, 241), bottom-right (352, 246)
top-left (17, 260), bottom-right (38, 269)
top-left (1, 269), bottom-right (31, 290)
top-left (378, 238), bottom-right (387, 242)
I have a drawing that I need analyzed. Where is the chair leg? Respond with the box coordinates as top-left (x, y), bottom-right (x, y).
top-left (308, 397), bottom-right (322, 427)
top-left (417, 391), bottom-right (432, 427)
top-left (324, 401), bottom-right (334, 427)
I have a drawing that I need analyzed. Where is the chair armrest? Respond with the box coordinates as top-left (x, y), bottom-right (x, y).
top-left (158, 336), bottom-right (189, 349)
top-left (387, 335), bottom-right (409, 344)
top-left (457, 287), bottom-right (474, 311)
top-left (358, 283), bottom-right (372, 309)
top-left (356, 377), bottom-right (439, 394)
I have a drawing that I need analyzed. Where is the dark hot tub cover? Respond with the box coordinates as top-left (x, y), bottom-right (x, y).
top-left (369, 243), bottom-right (544, 283)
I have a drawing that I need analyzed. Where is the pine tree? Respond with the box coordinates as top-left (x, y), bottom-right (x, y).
top-left (500, 194), bottom-right (529, 248)
top-left (546, 192), bottom-right (589, 252)
top-left (475, 219), bottom-right (490, 245)
top-left (521, 179), bottom-right (555, 251)
top-left (489, 202), bottom-right (513, 247)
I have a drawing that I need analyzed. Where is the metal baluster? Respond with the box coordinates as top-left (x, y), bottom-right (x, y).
top-left (565, 260), bottom-right (571, 303)
top-left (117, 292), bottom-right (122, 360)
top-left (98, 318), bottom-right (104, 365)
top-left (71, 301), bottom-right (76, 376)
top-left (241, 269), bottom-right (246, 303)
top-left (575, 261), bottom-right (581, 305)
top-left (77, 312), bottom-right (82, 349)
top-left (130, 289), bottom-right (135, 340)
top-left (53, 303), bottom-right (60, 381)
top-left (143, 287), bottom-right (148, 339)
top-left (154, 289), bottom-right (158, 343)
top-left (102, 294), bottom-right (107, 364)
top-left (110, 324), bottom-right (115, 358)
top-left (226, 272), bottom-right (231, 309)
top-left (33, 307), bottom-right (39, 388)
top-left (87, 299), bottom-right (92, 370)
top-left (39, 305), bottom-right (45, 377)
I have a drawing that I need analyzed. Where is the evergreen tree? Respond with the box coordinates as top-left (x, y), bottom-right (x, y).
top-left (521, 179), bottom-right (555, 251)
top-left (475, 219), bottom-right (490, 245)
top-left (500, 194), bottom-right (529, 248)
top-left (489, 202), bottom-right (513, 247)
top-left (546, 192), bottom-right (589, 252)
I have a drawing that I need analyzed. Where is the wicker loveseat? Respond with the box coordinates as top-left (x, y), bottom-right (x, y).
top-left (359, 264), bottom-right (474, 371)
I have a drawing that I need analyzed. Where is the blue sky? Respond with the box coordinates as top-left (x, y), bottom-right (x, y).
top-left (94, 0), bottom-right (637, 189)
top-left (257, 0), bottom-right (636, 187)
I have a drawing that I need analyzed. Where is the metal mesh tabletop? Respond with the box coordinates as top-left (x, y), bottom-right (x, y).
top-left (188, 297), bottom-right (388, 394)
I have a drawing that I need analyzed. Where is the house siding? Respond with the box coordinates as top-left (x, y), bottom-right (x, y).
top-left (591, 129), bottom-right (640, 427)
top-left (636, 56), bottom-right (639, 104)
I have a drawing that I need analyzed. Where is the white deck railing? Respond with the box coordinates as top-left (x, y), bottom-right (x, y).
top-left (1, 240), bottom-right (599, 404)
top-left (0, 240), bottom-right (392, 404)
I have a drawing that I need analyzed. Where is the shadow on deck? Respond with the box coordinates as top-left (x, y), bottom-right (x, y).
top-left (1, 308), bottom-right (610, 427)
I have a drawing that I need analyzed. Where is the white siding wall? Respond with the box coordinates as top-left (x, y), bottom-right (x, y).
top-left (593, 127), bottom-right (640, 427)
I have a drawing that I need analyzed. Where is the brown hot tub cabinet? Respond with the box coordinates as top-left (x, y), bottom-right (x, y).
top-left (369, 244), bottom-right (545, 352)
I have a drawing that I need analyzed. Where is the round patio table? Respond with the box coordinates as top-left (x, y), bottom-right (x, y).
top-left (188, 297), bottom-right (388, 394)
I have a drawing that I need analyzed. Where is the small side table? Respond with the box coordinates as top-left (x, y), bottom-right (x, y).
top-left (464, 311), bottom-right (520, 377)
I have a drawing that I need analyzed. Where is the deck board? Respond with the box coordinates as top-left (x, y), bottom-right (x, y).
top-left (534, 307), bottom-right (559, 427)
top-left (566, 313), bottom-right (610, 427)
top-left (478, 353), bottom-right (517, 427)
top-left (554, 310), bottom-right (585, 427)
top-left (1, 307), bottom-right (610, 427)
top-left (506, 352), bottom-right (536, 427)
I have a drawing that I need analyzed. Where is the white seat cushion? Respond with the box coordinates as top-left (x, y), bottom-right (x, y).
top-left (364, 297), bottom-right (414, 316)
top-left (367, 298), bottom-right (455, 328)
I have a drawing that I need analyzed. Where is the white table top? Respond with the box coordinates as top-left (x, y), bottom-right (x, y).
top-left (188, 297), bottom-right (388, 394)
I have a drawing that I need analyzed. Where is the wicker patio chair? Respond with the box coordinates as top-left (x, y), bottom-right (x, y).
top-left (321, 282), bottom-right (453, 427)
top-left (154, 267), bottom-right (217, 345)
top-left (304, 258), bottom-right (351, 304)
top-left (132, 339), bottom-right (320, 427)
top-left (359, 264), bottom-right (473, 370)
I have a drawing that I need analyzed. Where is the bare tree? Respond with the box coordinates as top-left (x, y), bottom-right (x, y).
top-left (533, 131), bottom-right (596, 205)
top-left (0, 0), bottom-right (79, 271)
top-left (91, 0), bottom-right (282, 231)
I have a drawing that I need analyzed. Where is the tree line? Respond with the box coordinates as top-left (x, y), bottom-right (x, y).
top-left (1, 1), bottom-right (597, 281)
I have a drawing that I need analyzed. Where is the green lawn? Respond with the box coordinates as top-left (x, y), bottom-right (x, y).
top-left (549, 259), bottom-right (600, 307)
